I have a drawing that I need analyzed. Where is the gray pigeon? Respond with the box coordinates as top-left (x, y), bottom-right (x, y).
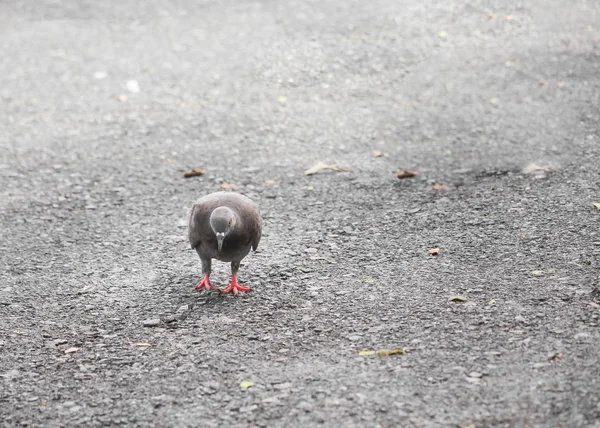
top-left (188, 191), bottom-right (262, 295)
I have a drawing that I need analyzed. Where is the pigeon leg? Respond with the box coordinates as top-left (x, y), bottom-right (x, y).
top-left (196, 257), bottom-right (219, 292)
top-left (222, 262), bottom-right (251, 295)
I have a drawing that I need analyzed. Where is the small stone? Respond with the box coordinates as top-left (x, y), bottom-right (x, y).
top-left (574, 332), bottom-right (589, 340)
top-left (515, 315), bottom-right (526, 322)
top-left (273, 382), bottom-right (293, 390)
top-left (126, 80), bottom-right (140, 93)
top-left (468, 371), bottom-right (482, 378)
top-left (93, 71), bottom-right (107, 80)
top-left (143, 319), bottom-right (160, 327)
top-left (347, 334), bottom-right (362, 341)
top-left (176, 305), bottom-right (189, 313)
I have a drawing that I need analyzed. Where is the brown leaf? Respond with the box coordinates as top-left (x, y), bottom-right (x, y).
top-left (432, 183), bottom-right (451, 191)
top-left (183, 169), bottom-right (205, 178)
top-left (396, 170), bottom-right (418, 179)
top-left (428, 248), bottom-right (440, 256)
top-left (372, 150), bottom-right (383, 158)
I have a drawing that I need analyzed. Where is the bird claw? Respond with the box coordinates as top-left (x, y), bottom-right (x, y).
top-left (222, 276), bottom-right (250, 295)
top-left (195, 275), bottom-right (220, 292)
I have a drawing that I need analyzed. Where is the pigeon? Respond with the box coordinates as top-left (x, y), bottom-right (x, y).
top-left (188, 191), bottom-right (262, 295)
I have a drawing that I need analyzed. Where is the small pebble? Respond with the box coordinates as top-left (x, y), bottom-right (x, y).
top-left (143, 318), bottom-right (160, 327)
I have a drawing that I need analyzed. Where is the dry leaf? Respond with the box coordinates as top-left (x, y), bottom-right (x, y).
top-left (40, 401), bottom-right (47, 407)
top-left (489, 97), bottom-right (499, 105)
top-left (362, 278), bottom-right (374, 284)
top-left (519, 233), bottom-right (527, 240)
top-left (377, 349), bottom-right (404, 357)
top-left (459, 425), bottom-right (476, 428)
top-left (555, 81), bottom-right (564, 88)
top-left (240, 381), bottom-right (254, 390)
top-left (304, 162), bottom-right (349, 175)
top-left (488, 13), bottom-right (496, 19)
top-left (135, 343), bottom-right (152, 347)
top-left (396, 170), bottom-right (418, 179)
top-left (593, 202), bottom-right (600, 210)
top-left (451, 296), bottom-right (467, 303)
top-left (220, 183), bottom-right (237, 190)
top-left (522, 163), bottom-right (556, 175)
top-left (531, 270), bottom-right (543, 276)
top-left (438, 30), bottom-right (448, 38)
top-left (264, 179), bottom-right (277, 186)
top-left (432, 183), bottom-right (451, 191)
top-left (359, 349), bottom-right (404, 357)
top-left (488, 299), bottom-right (496, 305)
top-left (64, 347), bottom-right (79, 354)
top-left (372, 150), bottom-right (383, 157)
top-left (306, 185), bottom-right (315, 191)
top-left (276, 95), bottom-right (287, 104)
top-left (428, 248), bottom-right (440, 256)
top-left (117, 95), bottom-right (128, 102)
top-left (183, 169), bottom-right (205, 178)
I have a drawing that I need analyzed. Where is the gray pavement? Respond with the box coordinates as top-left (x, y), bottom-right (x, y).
top-left (1, 1), bottom-right (600, 427)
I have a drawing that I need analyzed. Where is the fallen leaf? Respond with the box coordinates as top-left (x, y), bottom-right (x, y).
top-left (165, 158), bottom-right (174, 163)
top-left (64, 347), bottom-right (79, 354)
top-left (438, 30), bottom-right (448, 38)
top-left (359, 349), bottom-right (404, 357)
top-left (135, 343), bottom-right (152, 347)
top-left (372, 150), bottom-right (383, 157)
top-left (593, 202), bottom-right (600, 210)
top-left (14, 329), bottom-right (23, 335)
top-left (489, 97), bottom-right (499, 106)
top-left (432, 183), bottom-right (451, 191)
top-left (306, 185), bottom-right (315, 191)
top-left (428, 248), bottom-right (440, 256)
top-left (451, 296), bottom-right (467, 303)
top-left (183, 169), bottom-right (205, 178)
top-left (40, 401), bottom-right (47, 407)
top-left (488, 13), bottom-right (496, 19)
top-left (489, 299), bottom-right (496, 305)
top-left (304, 162), bottom-right (349, 175)
top-left (362, 278), bottom-right (374, 284)
top-left (522, 163), bottom-right (556, 175)
top-left (240, 381), bottom-right (254, 390)
top-left (505, 60), bottom-right (516, 67)
top-left (220, 183), bottom-right (237, 190)
top-left (117, 95), bottom-right (128, 102)
top-left (555, 81), bottom-right (564, 88)
top-left (377, 349), bottom-right (404, 357)
top-left (531, 270), bottom-right (543, 277)
top-left (539, 80), bottom-right (547, 86)
top-left (264, 179), bottom-right (277, 186)
top-left (459, 425), bottom-right (476, 428)
top-left (396, 170), bottom-right (418, 179)
top-left (276, 95), bottom-right (287, 104)
top-left (505, 15), bottom-right (514, 21)
top-left (295, 266), bottom-right (313, 273)
top-left (519, 233), bottom-right (527, 240)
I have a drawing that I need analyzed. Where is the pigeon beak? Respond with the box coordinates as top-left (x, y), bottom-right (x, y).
top-left (216, 232), bottom-right (225, 252)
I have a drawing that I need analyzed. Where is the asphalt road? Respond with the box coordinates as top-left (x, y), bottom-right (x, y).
top-left (1, 1), bottom-right (600, 427)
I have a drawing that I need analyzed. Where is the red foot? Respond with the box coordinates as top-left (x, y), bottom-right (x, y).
top-left (222, 275), bottom-right (250, 295)
top-left (195, 275), bottom-right (219, 292)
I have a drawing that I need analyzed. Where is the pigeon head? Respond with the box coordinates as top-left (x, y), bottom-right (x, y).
top-left (209, 206), bottom-right (236, 251)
